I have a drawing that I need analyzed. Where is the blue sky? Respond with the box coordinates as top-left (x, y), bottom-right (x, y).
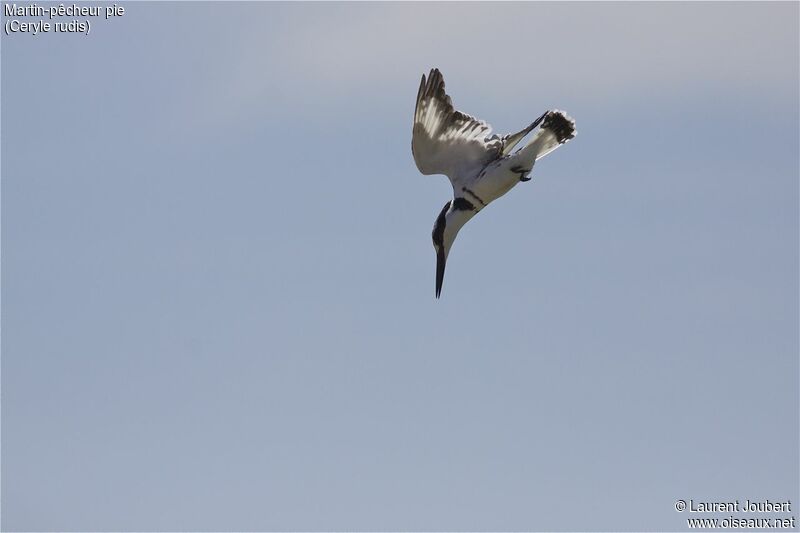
top-left (2, 2), bottom-right (798, 531)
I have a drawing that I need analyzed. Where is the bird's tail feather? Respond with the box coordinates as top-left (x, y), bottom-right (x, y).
top-left (517, 110), bottom-right (576, 164)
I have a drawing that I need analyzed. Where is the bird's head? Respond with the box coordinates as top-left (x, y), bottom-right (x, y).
top-left (431, 199), bottom-right (475, 298)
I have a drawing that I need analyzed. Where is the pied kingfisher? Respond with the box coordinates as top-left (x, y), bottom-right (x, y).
top-left (412, 68), bottom-right (576, 298)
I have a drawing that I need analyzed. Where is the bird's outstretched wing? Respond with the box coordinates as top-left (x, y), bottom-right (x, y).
top-left (412, 68), bottom-right (502, 187)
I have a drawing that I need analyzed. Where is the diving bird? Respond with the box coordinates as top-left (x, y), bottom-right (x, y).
top-left (412, 68), bottom-right (576, 298)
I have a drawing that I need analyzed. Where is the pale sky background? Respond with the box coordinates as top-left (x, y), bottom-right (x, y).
top-left (2, 2), bottom-right (798, 531)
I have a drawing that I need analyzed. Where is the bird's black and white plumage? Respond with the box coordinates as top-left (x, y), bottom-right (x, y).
top-left (412, 68), bottom-right (576, 298)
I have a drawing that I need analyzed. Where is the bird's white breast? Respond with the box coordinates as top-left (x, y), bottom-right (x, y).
top-left (464, 158), bottom-right (525, 206)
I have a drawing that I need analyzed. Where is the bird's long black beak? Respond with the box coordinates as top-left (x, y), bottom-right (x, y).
top-left (435, 247), bottom-right (446, 299)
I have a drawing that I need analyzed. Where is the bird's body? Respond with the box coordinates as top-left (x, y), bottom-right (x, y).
top-left (411, 68), bottom-right (576, 297)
